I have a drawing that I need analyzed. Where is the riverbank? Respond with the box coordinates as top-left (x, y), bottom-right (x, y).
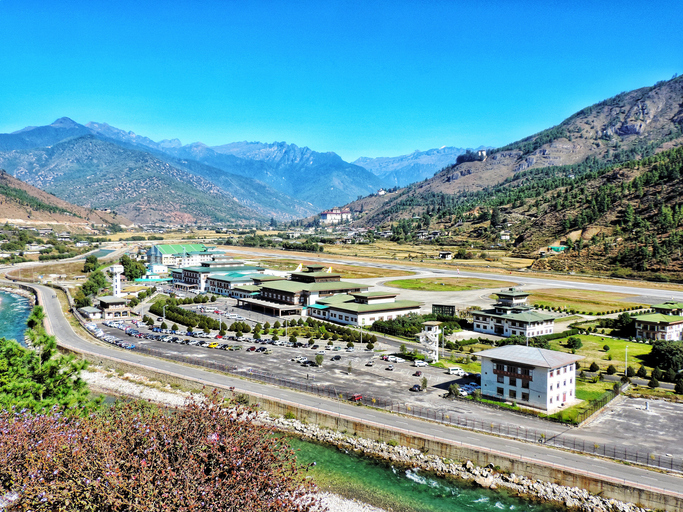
top-left (81, 367), bottom-right (649, 512)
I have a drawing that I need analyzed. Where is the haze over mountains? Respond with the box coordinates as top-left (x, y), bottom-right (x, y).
top-left (0, 118), bottom-right (469, 224)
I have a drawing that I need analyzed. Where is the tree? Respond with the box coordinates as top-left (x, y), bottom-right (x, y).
top-left (567, 337), bottom-right (583, 350)
top-left (254, 332), bottom-right (261, 340)
top-left (649, 340), bottom-right (683, 372)
top-left (603, 345), bottom-right (610, 352)
top-left (589, 362), bottom-right (600, 372)
top-left (367, 343), bottom-right (374, 350)
top-left (161, 322), bottom-right (168, 330)
top-left (315, 354), bottom-right (324, 366)
top-left (289, 335), bottom-right (297, 344)
top-left (119, 254), bottom-right (146, 280)
top-left (0, 392), bottom-right (318, 511)
top-left (211, 295), bottom-right (217, 302)
top-left (273, 320), bottom-right (281, 329)
top-left (675, 379), bottom-right (683, 395)
top-left (637, 365), bottom-right (647, 378)
top-left (626, 366), bottom-right (636, 377)
top-left (399, 344), bottom-right (407, 355)
top-left (83, 255), bottom-right (98, 273)
top-left (665, 367), bottom-right (677, 382)
top-left (448, 383), bottom-right (460, 397)
top-left (606, 364), bottom-right (617, 375)
top-left (648, 376), bottom-right (660, 388)
top-left (347, 341), bottom-right (355, 348)
top-left (652, 367), bottom-right (663, 381)
top-left (1, 307), bottom-right (93, 412)
top-left (421, 376), bottom-right (428, 391)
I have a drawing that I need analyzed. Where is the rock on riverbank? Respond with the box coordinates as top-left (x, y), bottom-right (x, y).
top-left (269, 418), bottom-right (649, 512)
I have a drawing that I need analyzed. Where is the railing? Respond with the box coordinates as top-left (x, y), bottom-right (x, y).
top-left (130, 343), bottom-right (683, 473)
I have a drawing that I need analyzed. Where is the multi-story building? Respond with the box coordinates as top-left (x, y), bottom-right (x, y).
top-left (472, 288), bottom-right (555, 338)
top-left (633, 301), bottom-right (683, 341)
top-left (307, 291), bottom-right (421, 327)
top-left (476, 345), bottom-right (583, 412)
top-left (146, 244), bottom-right (225, 267)
top-left (319, 207), bottom-right (353, 224)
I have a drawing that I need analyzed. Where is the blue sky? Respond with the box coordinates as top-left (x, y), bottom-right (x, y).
top-left (0, 0), bottom-right (680, 161)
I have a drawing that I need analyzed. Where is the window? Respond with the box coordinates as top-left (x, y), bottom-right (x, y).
top-left (497, 375), bottom-right (504, 384)
top-left (522, 380), bottom-right (529, 389)
top-left (509, 377), bottom-right (517, 386)
top-left (563, 380), bottom-right (566, 387)
top-left (550, 384), bottom-right (553, 391)
top-left (509, 389), bottom-right (517, 399)
top-left (550, 397), bottom-right (553, 403)
top-left (522, 392), bottom-right (529, 402)
top-left (564, 367), bottom-right (567, 373)
top-left (495, 363), bottom-right (505, 372)
top-left (549, 370), bottom-right (554, 377)
top-left (496, 387), bottom-right (504, 396)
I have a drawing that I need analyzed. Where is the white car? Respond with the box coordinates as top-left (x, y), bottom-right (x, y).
top-left (387, 356), bottom-right (397, 363)
top-left (316, 350), bottom-right (326, 355)
top-left (448, 367), bottom-right (466, 376)
top-left (414, 361), bottom-right (428, 367)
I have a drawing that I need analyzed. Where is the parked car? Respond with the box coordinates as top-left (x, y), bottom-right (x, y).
top-left (316, 350), bottom-right (326, 355)
top-left (448, 367), bottom-right (466, 376)
top-left (331, 355), bottom-right (341, 361)
top-left (386, 365), bottom-right (394, 371)
top-left (246, 346), bottom-right (256, 352)
top-left (365, 360), bottom-right (374, 367)
top-left (414, 360), bottom-right (428, 367)
top-left (349, 393), bottom-right (363, 402)
top-left (413, 371), bottom-right (423, 377)
top-left (410, 384), bottom-right (422, 392)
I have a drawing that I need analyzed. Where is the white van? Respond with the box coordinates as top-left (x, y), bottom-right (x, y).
top-left (448, 367), bottom-right (466, 376)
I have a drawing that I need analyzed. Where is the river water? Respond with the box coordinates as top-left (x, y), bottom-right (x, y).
top-left (290, 438), bottom-right (560, 512)
top-left (0, 290), bottom-right (32, 346)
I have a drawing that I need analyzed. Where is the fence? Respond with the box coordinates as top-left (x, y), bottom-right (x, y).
top-left (129, 343), bottom-right (683, 473)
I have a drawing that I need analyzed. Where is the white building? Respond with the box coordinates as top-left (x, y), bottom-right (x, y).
top-left (633, 302), bottom-right (683, 341)
top-left (475, 345), bottom-right (583, 412)
top-left (473, 288), bottom-right (555, 338)
top-left (319, 206), bottom-right (353, 225)
top-left (146, 244), bottom-right (224, 267)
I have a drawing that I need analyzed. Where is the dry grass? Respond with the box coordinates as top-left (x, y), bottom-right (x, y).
top-left (387, 277), bottom-right (517, 292)
top-left (256, 258), bottom-right (413, 279)
top-left (8, 261), bottom-right (88, 281)
top-left (527, 288), bottom-right (643, 314)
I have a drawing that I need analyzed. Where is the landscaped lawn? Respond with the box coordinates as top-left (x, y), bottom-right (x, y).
top-left (549, 334), bottom-right (652, 373)
top-left (574, 379), bottom-right (614, 401)
top-left (387, 277), bottom-right (517, 292)
top-left (527, 288), bottom-right (644, 314)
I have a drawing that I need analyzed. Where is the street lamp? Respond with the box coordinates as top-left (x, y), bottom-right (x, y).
top-left (162, 305), bottom-right (167, 326)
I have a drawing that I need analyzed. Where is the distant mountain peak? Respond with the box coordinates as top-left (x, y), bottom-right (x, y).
top-left (51, 117), bottom-right (81, 129)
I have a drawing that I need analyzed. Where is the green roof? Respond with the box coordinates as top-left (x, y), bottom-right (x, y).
top-left (316, 294), bottom-right (356, 305)
top-left (154, 244), bottom-right (207, 255)
top-left (98, 296), bottom-right (127, 305)
top-left (79, 306), bottom-right (101, 314)
top-left (308, 304), bottom-right (329, 310)
top-left (207, 273), bottom-right (254, 283)
top-left (496, 288), bottom-right (530, 298)
top-left (652, 302), bottom-right (683, 310)
top-left (634, 313), bottom-right (683, 324)
top-left (232, 285), bottom-right (261, 292)
top-left (350, 291), bottom-right (398, 298)
top-left (291, 271), bottom-right (341, 278)
top-left (328, 300), bottom-right (421, 314)
top-left (182, 265), bottom-right (264, 274)
top-left (483, 310), bottom-right (555, 322)
top-left (261, 281), bottom-right (367, 293)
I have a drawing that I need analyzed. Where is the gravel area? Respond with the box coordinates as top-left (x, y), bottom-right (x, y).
top-left (81, 369), bottom-right (389, 512)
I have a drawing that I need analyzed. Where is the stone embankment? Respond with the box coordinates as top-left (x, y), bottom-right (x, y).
top-left (270, 417), bottom-right (649, 512)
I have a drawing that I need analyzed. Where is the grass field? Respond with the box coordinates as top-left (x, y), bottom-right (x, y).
top-left (574, 379), bottom-right (613, 401)
top-left (549, 334), bottom-right (652, 372)
top-left (255, 259), bottom-right (414, 279)
top-left (386, 277), bottom-right (517, 292)
top-left (527, 288), bottom-right (643, 314)
top-left (7, 261), bottom-right (88, 281)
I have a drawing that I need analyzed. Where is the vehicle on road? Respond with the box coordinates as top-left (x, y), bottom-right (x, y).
top-left (349, 393), bottom-right (363, 401)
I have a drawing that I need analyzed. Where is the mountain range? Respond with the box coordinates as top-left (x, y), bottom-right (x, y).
top-left (0, 118), bottom-right (465, 224)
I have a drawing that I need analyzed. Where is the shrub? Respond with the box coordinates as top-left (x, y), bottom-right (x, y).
top-left (606, 364), bottom-right (617, 375)
top-left (675, 380), bottom-right (683, 395)
top-left (0, 392), bottom-right (318, 510)
top-left (603, 345), bottom-right (610, 352)
top-left (648, 377), bottom-right (659, 389)
top-left (626, 366), bottom-right (636, 377)
top-left (589, 362), bottom-right (600, 372)
top-left (637, 365), bottom-right (647, 378)
top-left (652, 367), bottom-right (663, 381)
top-left (567, 337), bottom-right (582, 349)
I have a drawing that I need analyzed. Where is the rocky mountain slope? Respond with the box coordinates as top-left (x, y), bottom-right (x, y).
top-left (0, 170), bottom-right (130, 229)
top-left (352, 146), bottom-right (472, 187)
top-left (0, 136), bottom-right (267, 225)
top-left (85, 125), bottom-right (384, 210)
top-left (348, 75), bottom-right (683, 227)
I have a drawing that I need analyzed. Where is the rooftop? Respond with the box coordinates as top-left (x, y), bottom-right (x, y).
top-left (349, 291), bottom-right (398, 299)
top-left (633, 313), bottom-right (683, 324)
top-left (496, 287), bottom-right (530, 298)
top-left (98, 296), bottom-right (127, 305)
top-left (327, 300), bottom-right (421, 314)
top-left (260, 280), bottom-right (367, 293)
top-left (475, 345), bottom-right (583, 368)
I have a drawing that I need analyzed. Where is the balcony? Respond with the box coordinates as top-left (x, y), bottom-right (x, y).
top-left (493, 368), bottom-right (533, 381)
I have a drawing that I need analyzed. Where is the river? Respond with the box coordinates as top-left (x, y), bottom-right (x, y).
top-left (290, 438), bottom-right (560, 512)
top-left (0, 290), bottom-right (32, 346)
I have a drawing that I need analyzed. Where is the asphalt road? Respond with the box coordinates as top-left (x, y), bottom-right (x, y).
top-left (17, 281), bottom-right (683, 500)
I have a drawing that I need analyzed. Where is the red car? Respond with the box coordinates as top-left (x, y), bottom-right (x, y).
top-left (413, 371), bottom-right (423, 377)
top-left (349, 393), bottom-right (363, 402)
top-left (247, 346), bottom-right (256, 352)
